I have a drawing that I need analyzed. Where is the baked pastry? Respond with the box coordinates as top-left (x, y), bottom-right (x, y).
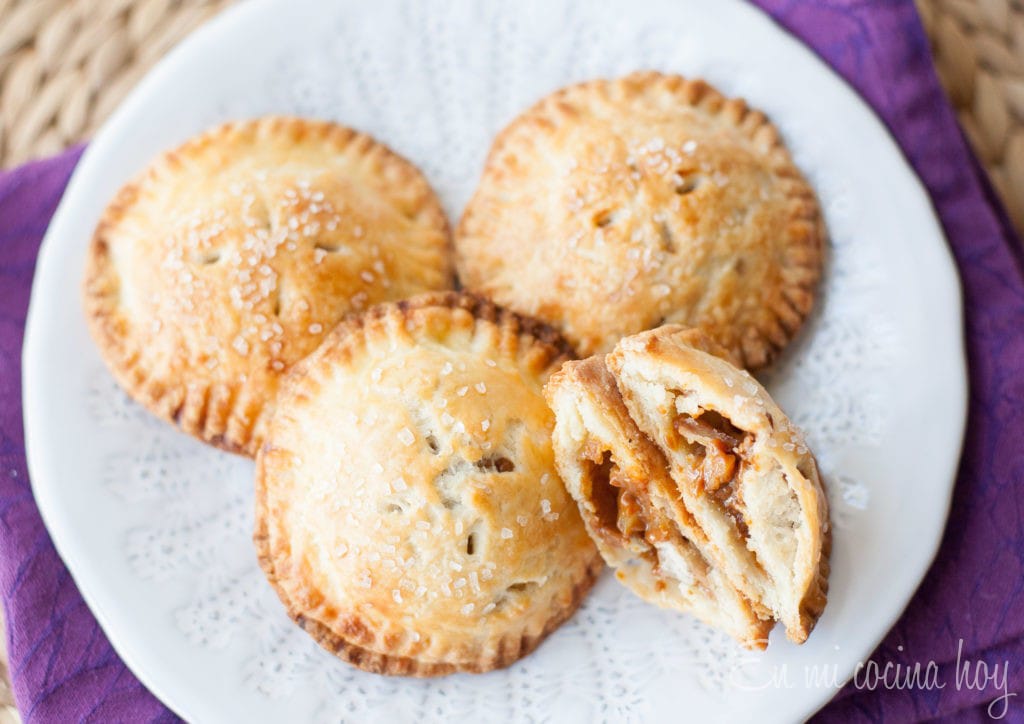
top-left (547, 326), bottom-right (829, 645)
top-left (546, 356), bottom-right (772, 649)
top-left (255, 292), bottom-right (602, 675)
top-left (84, 116), bottom-right (452, 456)
top-left (456, 71), bottom-right (824, 366)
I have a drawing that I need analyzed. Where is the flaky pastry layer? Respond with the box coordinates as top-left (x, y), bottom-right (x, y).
top-left (547, 325), bottom-right (830, 646)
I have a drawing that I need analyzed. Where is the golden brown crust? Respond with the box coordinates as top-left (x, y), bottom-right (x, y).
top-left (255, 537), bottom-right (601, 676)
top-left (456, 71), bottom-right (824, 367)
top-left (800, 522), bottom-right (831, 641)
top-left (255, 291), bottom-right (601, 676)
top-left (84, 116), bottom-right (453, 456)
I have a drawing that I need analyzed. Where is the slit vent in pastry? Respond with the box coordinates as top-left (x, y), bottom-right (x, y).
top-left (255, 292), bottom-right (602, 675)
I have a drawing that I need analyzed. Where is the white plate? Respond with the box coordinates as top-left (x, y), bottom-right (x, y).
top-left (23, 0), bottom-right (967, 721)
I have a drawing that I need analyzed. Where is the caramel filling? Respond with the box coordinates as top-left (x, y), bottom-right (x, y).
top-left (581, 445), bottom-right (679, 570)
top-left (675, 410), bottom-right (743, 449)
top-left (616, 488), bottom-right (646, 540)
top-left (582, 444), bottom-right (651, 543)
top-left (672, 407), bottom-right (752, 539)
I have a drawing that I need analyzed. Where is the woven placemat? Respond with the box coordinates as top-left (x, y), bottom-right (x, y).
top-left (917, 0), bottom-right (1024, 232)
top-left (1, 0), bottom-right (1021, 233)
top-left (0, 0), bottom-right (232, 165)
top-left (0, 0), bottom-right (1020, 720)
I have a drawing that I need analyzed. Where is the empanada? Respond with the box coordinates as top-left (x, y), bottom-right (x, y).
top-left (84, 117), bottom-right (452, 455)
top-left (255, 292), bottom-right (602, 675)
top-left (547, 325), bottom-right (829, 645)
top-left (457, 72), bottom-right (823, 366)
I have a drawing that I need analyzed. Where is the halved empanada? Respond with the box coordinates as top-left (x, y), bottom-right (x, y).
top-left (546, 325), bottom-right (830, 645)
top-left (546, 357), bottom-right (772, 649)
top-left (609, 326), bottom-right (830, 642)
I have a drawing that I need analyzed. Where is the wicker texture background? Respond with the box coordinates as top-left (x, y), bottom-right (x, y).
top-left (918, 0), bottom-right (1024, 231)
top-left (0, 0), bottom-right (232, 166)
top-left (0, 0), bottom-right (1020, 232)
top-left (0, 0), bottom-right (1019, 720)
top-left (0, 1), bottom-right (1021, 232)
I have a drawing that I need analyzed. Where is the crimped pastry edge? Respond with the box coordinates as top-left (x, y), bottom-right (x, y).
top-left (254, 291), bottom-right (603, 675)
top-left (83, 115), bottom-right (453, 457)
top-left (456, 70), bottom-right (825, 368)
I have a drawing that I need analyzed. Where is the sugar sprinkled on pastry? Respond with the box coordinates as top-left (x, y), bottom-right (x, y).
top-left (84, 116), bottom-right (452, 455)
top-left (456, 71), bottom-right (824, 366)
top-left (547, 325), bottom-right (829, 645)
top-left (254, 292), bottom-right (601, 675)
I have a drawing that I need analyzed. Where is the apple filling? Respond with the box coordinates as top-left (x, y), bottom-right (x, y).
top-left (580, 443), bottom-right (682, 578)
top-left (672, 407), bottom-right (753, 539)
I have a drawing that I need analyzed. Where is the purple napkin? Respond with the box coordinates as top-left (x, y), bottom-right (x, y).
top-left (1, 1), bottom-right (1021, 721)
